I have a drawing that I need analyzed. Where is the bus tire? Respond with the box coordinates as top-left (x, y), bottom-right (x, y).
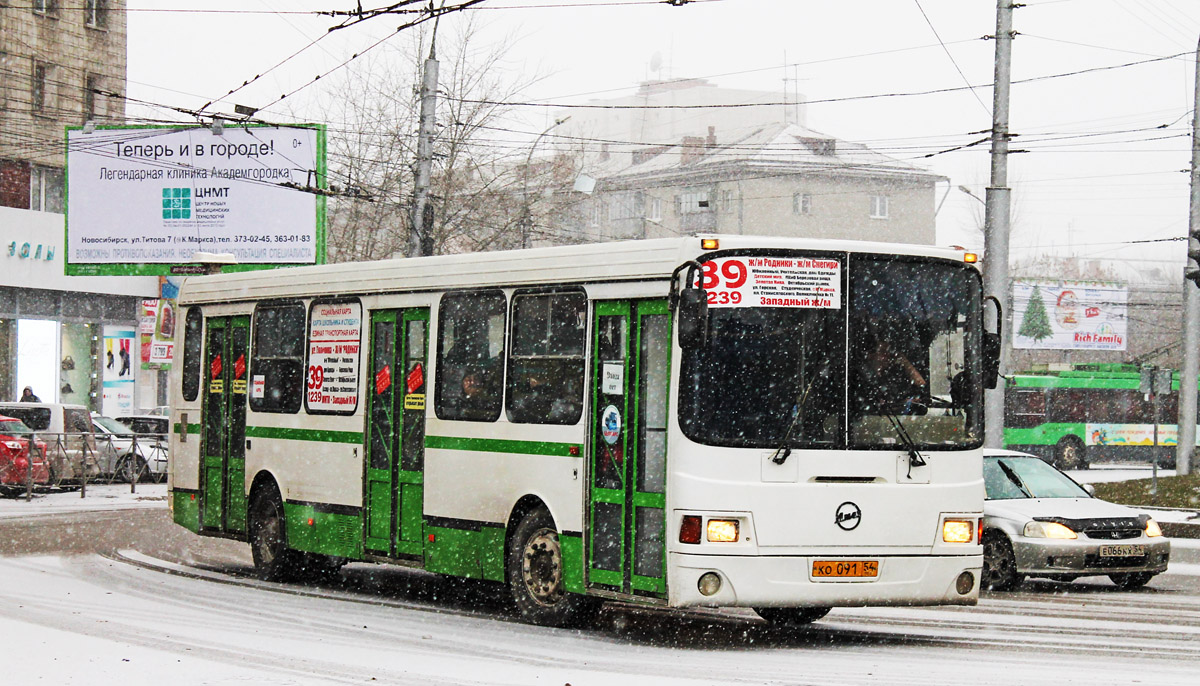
top-left (249, 487), bottom-right (301, 582)
top-left (982, 531), bottom-right (1023, 591)
top-left (755, 607), bottom-right (832, 626)
top-left (1055, 437), bottom-right (1087, 470)
top-left (506, 506), bottom-right (599, 628)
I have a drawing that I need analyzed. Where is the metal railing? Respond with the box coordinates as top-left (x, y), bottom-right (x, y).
top-left (10, 432), bottom-right (168, 500)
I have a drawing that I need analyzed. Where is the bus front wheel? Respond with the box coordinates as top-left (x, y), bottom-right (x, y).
top-left (506, 506), bottom-right (599, 628)
top-left (1055, 437), bottom-right (1087, 470)
top-left (249, 487), bottom-right (301, 582)
top-left (755, 607), bottom-right (832, 626)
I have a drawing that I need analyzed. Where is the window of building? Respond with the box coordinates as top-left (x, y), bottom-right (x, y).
top-left (30, 165), bottom-right (64, 213)
top-left (609, 192), bottom-right (644, 221)
top-left (181, 308), bottom-right (203, 402)
top-left (84, 0), bottom-right (106, 28)
top-left (793, 192), bottom-right (812, 215)
top-left (506, 290), bottom-right (587, 425)
top-left (436, 291), bottom-right (506, 422)
top-left (33, 0), bottom-right (58, 16)
top-left (870, 195), bottom-right (889, 219)
top-left (84, 74), bottom-right (99, 122)
top-left (675, 190), bottom-right (712, 215)
top-left (647, 197), bottom-right (662, 222)
top-left (720, 189), bottom-right (735, 214)
top-left (32, 62), bottom-right (49, 113)
top-left (250, 302), bottom-right (306, 413)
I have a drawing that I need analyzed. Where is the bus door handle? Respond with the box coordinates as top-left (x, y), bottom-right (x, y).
top-left (246, 439), bottom-right (252, 450)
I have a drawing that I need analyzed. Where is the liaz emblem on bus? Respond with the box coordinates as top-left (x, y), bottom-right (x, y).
top-left (601, 405), bottom-right (621, 445)
top-left (698, 256), bottom-right (841, 309)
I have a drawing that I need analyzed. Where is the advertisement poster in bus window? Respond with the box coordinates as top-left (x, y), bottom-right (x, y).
top-left (1011, 279), bottom-right (1126, 351)
top-left (697, 256), bottom-right (841, 308)
top-left (1084, 423), bottom-right (1198, 446)
top-left (306, 303), bottom-right (362, 412)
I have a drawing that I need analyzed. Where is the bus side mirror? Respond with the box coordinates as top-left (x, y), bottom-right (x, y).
top-left (983, 332), bottom-right (1001, 389)
top-left (678, 288), bottom-right (708, 349)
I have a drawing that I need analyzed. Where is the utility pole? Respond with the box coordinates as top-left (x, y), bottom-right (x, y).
top-left (1176, 36), bottom-right (1200, 476)
top-left (410, 30), bottom-right (439, 257)
top-left (984, 0), bottom-right (1015, 448)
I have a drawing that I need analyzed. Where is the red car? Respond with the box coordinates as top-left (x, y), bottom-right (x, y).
top-left (0, 415), bottom-right (50, 496)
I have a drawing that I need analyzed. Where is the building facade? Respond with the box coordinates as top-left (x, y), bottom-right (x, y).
top-left (0, 2), bottom-right (158, 412)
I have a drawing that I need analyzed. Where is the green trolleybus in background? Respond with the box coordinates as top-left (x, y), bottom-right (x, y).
top-left (1004, 364), bottom-right (1194, 469)
top-left (168, 235), bottom-right (999, 628)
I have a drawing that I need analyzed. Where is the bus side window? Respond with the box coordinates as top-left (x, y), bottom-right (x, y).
top-left (249, 301), bottom-right (307, 414)
top-left (181, 308), bottom-right (203, 402)
top-left (436, 290), bottom-right (506, 422)
top-left (506, 290), bottom-right (586, 425)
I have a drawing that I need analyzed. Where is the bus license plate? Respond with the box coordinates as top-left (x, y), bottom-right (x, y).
top-left (812, 560), bottom-right (879, 578)
top-left (1099, 544), bottom-right (1145, 558)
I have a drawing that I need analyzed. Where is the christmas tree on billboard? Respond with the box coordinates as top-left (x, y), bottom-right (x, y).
top-left (1018, 286), bottom-right (1053, 342)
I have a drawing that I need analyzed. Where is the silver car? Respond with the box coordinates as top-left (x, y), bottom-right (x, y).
top-left (982, 450), bottom-right (1170, 590)
top-left (92, 414), bottom-right (168, 482)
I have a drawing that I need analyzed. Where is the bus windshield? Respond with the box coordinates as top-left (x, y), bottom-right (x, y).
top-left (679, 252), bottom-right (983, 450)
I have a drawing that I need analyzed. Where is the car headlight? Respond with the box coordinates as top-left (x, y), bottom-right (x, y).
top-left (1145, 518), bottom-right (1163, 538)
top-left (1023, 521), bottom-right (1077, 539)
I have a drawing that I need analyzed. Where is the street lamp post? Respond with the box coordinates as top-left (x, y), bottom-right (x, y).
top-left (521, 116), bottom-right (570, 249)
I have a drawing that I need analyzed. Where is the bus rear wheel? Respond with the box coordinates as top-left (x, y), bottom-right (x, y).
top-left (506, 506), bottom-right (599, 628)
top-left (1055, 437), bottom-right (1087, 470)
top-left (249, 487), bottom-right (301, 582)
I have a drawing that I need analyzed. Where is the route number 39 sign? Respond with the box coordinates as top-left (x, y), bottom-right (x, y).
top-left (696, 256), bottom-right (842, 309)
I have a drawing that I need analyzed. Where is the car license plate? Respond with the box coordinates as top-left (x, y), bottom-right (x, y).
top-left (812, 560), bottom-right (879, 578)
top-left (1099, 544), bottom-right (1145, 558)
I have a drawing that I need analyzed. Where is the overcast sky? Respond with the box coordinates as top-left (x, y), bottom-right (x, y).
top-left (127, 0), bottom-right (1200, 280)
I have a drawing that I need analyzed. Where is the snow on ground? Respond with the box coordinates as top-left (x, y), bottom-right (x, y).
top-left (0, 483), bottom-right (167, 519)
top-left (1067, 463), bottom-right (1176, 484)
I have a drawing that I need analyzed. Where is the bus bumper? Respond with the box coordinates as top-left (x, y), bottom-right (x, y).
top-left (667, 552), bottom-right (981, 608)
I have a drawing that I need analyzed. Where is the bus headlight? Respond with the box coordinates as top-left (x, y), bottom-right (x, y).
top-left (942, 519), bottom-right (974, 543)
top-left (1024, 521), bottom-right (1077, 539)
top-left (706, 519), bottom-right (739, 542)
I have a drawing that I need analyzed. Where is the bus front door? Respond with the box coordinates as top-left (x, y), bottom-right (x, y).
top-left (364, 308), bottom-right (430, 559)
top-left (587, 300), bottom-right (671, 597)
top-left (200, 315), bottom-right (250, 534)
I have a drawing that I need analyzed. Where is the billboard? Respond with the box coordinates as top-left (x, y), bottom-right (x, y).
top-left (1011, 279), bottom-right (1127, 351)
top-left (65, 124), bottom-right (326, 276)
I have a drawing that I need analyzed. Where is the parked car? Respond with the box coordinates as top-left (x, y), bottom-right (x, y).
top-left (91, 413), bottom-right (168, 482)
top-left (0, 403), bottom-right (100, 485)
top-left (982, 450), bottom-right (1170, 591)
top-left (0, 415), bottom-right (50, 496)
top-left (115, 414), bottom-right (170, 438)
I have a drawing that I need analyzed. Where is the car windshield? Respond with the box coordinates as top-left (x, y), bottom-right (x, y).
top-left (0, 418), bottom-right (35, 436)
top-left (678, 252), bottom-right (983, 450)
top-left (984, 456), bottom-right (1090, 500)
top-left (93, 415), bottom-right (134, 436)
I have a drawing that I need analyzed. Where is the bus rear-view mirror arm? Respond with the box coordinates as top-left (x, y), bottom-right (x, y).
top-left (670, 260), bottom-right (708, 349)
top-left (983, 295), bottom-right (1002, 390)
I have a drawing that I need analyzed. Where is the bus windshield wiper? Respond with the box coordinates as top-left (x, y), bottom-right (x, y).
top-left (884, 413), bottom-right (926, 478)
top-left (770, 362), bottom-right (832, 465)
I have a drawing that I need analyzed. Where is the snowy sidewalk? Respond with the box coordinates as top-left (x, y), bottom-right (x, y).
top-left (0, 483), bottom-right (168, 519)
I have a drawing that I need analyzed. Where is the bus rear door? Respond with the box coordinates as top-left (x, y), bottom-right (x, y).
top-left (200, 315), bottom-right (249, 534)
top-left (587, 300), bottom-right (671, 596)
top-left (364, 308), bottom-right (430, 558)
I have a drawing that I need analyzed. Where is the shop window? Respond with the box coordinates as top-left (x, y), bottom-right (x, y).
top-left (506, 290), bottom-right (586, 425)
top-left (181, 308), bottom-right (203, 401)
top-left (436, 291), bottom-right (506, 422)
top-left (250, 302), bottom-right (306, 413)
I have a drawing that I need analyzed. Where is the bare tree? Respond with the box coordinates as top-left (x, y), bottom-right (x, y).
top-left (307, 17), bottom-right (545, 262)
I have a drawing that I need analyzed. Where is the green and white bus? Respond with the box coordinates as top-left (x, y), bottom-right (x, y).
top-left (168, 235), bottom-right (994, 627)
top-left (1004, 364), bottom-right (1193, 469)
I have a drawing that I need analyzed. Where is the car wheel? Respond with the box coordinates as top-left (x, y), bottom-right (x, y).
top-left (982, 531), bottom-right (1024, 591)
top-left (1055, 437), bottom-right (1087, 470)
top-left (1109, 571), bottom-right (1156, 590)
top-left (249, 487), bottom-right (301, 582)
top-left (755, 607), bottom-right (832, 626)
top-left (116, 455), bottom-right (149, 483)
top-left (506, 506), bottom-right (599, 627)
